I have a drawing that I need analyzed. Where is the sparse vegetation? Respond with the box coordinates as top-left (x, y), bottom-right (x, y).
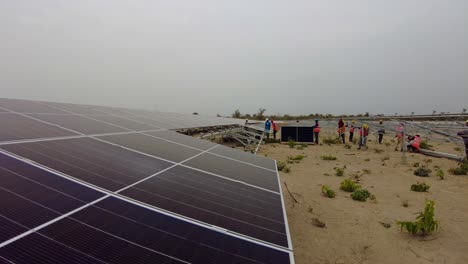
top-left (284, 166), bottom-right (291, 173)
top-left (454, 147), bottom-right (462, 152)
top-left (364, 158), bottom-right (371, 162)
top-left (288, 154), bottom-right (306, 163)
top-left (288, 139), bottom-right (297, 148)
top-left (448, 161), bottom-right (468, 175)
top-left (419, 140), bottom-right (434, 150)
top-left (351, 189), bottom-right (371, 201)
top-left (323, 137), bottom-right (341, 145)
top-left (412, 162), bottom-right (420, 168)
top-left (381, 155), bottom-right (390, 162)
top-left (321, 154), bottom-right (337, 161)
top-left (335, 167), bottom-right (345, 176)
top-left (436, 169), bottom-right (445, 180)
top-left (321, 185), bottom-right (336, 198)
top-left (374, 148), bottom-right (384, 154)
top-left (277, 161), bottom-right (286, 171)
top-left (397, 200), bottom-right (439, 236)
top-left (344, 143), bottom-right (352, 149)
top-left (362, 169), bottom-right (371, 174)
top-left (414, 166), bottom-right (432, 177)
top-left (311, 218), bottom-right (326, 228)
top-left (402, 200), bottom-right (409, 207)
top-left (340, 179), bottom-right (361, 192)
top-left (411, 182), bottom-right (430, 192)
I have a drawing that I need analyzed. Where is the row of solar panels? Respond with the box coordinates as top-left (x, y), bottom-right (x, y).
top-left (0, 98), bottom-right (294, 264)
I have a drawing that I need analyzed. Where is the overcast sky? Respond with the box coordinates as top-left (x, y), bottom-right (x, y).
top-left (1, 1), bottom-right (467, 116)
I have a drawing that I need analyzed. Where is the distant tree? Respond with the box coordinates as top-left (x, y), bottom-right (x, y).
top-left (411, 112), bottom-right (415, 115)
top-left (257, 108), bottom-right (266, 120)
top-left (432, 110), bottom-right (437, 115)
top-left (232, 109), bottom-right (241, 118)
top-left (395, 113), bottom-right (398, 116)
top-left (463, 108), bottom-right (467, 114)
top-left (216, 113), bottom-right (221, 117)
top-left (192, 112), bottom-right (199, 115)
top-left (364, 112), bottom-right (370, 117)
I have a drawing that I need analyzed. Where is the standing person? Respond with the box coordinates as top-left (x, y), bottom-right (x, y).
top-left (395, 123), bottom-right (405, 151)
top-left (338, 118), bottom-right (346, 144)
top-left (349, 120), bottom-right (356, 143)
top-left (377, 120), bottom-right (385, 144)
top-left (264, 118), bottom-right (271, 143)
top-left (271, 119), bottom-right (278, 140)
top-left (358, 124), bottom-right (369, 150)
top-left (244, 119), bottom-right (249, 127)
top-left (457, 120), bottom-right (468, 160)
top-left (313, 119), bottom-right (321, 144)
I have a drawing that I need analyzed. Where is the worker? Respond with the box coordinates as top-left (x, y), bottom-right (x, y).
top-left (337, 118), bottom-right (346, 144)
top-left (407, 134), bottom-right (421, 152)
top-left (358, 124), bottom-right (369, 150)
top-left (377, 120), bottom-right (385, 144)
top-left (244, 119), bottom-right (249, 127)
top-left (457, 120), bottom-right (468, 159)
top-left (313, 119), bottom-right (321, 144)
top-left (264, 118), bottom-right (271, 143)
top-left (349, 120), bottom-right (356, 142)
top-left (271, 119), bottom-right (278, 140)
top-left (395, 122), bottom-right (405, 151)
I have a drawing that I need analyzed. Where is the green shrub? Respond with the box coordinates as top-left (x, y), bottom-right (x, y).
top-left (288, 139), bottom-right (297, 148)
top-left (411, 182), bottom-right (430, 192)
top-left (448, 161), bottom-right (468, 175)
top-left (414, 166), bottom-right (432, 177)
top-left (436, 169), bottom-right (445, 180)
top-left (323, 137), bottom-right (341, 145)
top-left (288, 155), bottom-right (306, 162)
top-left (351, 189), bottom-right (371, 201)
top-left (397, 200), bottom-right (439, 236)
top-left (340, 179), bottom-right (361, 192)
top-left (321, 185), bottom-right (336, 198)
top-left (419, 140), bottom-right (434, 150)
top-left (335, 167), bottom-right (345, 176)
top-left (321, 155), bottom-right (337, 161)
top-left (277, 161), bottom-right (286, 171)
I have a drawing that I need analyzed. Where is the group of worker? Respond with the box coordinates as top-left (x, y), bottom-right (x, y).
top-left (261, 118), bottom-right (468, 160)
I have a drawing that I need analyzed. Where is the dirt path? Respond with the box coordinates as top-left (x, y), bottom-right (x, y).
top-left (259, 131), bottom-right (468, 264)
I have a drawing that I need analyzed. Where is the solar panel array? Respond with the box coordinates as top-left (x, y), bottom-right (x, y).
top-left (0, 98), bottom-right (294, 264)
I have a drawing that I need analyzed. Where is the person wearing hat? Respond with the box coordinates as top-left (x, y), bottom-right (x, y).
top-left (406, 134), bottom-right (421, 152)
top-left (358, 124), bottom-right (369, 150)
top-left (337, 118), bottom-right (346, 144)
top-left (377, 120), bottom-right (386, 144)
top-left (349, 120), bottom-right (356, 142)
top-left (457, 120), bottom-right (468, 159)
top-left (264, 118), bottom-right (271, 143)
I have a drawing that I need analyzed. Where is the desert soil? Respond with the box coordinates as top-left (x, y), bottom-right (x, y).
top-left (258, 130), bottom-right (468, 264)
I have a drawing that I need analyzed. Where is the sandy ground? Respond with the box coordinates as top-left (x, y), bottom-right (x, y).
top-left (258, 130), bottom-right (468, 264)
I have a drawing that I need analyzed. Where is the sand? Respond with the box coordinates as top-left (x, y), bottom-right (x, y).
top-left (259, 130), bottom-right (468, 264)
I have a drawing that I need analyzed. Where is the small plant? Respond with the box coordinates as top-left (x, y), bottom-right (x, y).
top-left (364, 158), bottom-right (371, 162)
top-left (402, 200), bottom-right (409, 207)
top-left (423, 158), bottom-right (432, 164)
top-left (320, 154), bottom-right (337, 161)
top-left (288, 154), bottom-right (306, 163)
top-left (448, 161), bottom-right (468, 175)
top-left (323, 173), bottom-right (330, 176)
top-left (397, 200), bottom-right (439, 236)
top-left (335, 167), bottom-right (345, 176)
top-left (419, 140), bottom-right (434, 150)
top-left (412, 162), bottom-right (420, 168)
top-left (374, 148), bottom-right (384, 154)
top-left (362, 169), bottom-right (371, 174)
top-left (381, 155), bottom-right (390, 162)
top-left (322, 137), bottom-right (341, 145)
top-left (277, 161), bottom-right (286, 171)
top-left (344, 143), bottom-right (352, 149)
top-left (436, 169), bottom-right (445, 180)
top-left (410, 182), bottom-right (430, 192)
top-left (351, 189), bottom-right (371, 201)
top-left (311, 218), bottom-right (326, 228)
top-left (284, 166), bottom-right (291, 173)
top-left (321, 185), bottom-right (336, 198)
top-left (340, 179), bottom-right (361, 192)
top-left (288, 139), bottom-right (297, 148)
top-left (369, 194), bottom-right (377, 203)
top-left (414, 165), bottom-right (432, 177)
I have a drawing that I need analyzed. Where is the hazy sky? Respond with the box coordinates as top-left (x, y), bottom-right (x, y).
top-left (1, 0), bottom-right (467, 116)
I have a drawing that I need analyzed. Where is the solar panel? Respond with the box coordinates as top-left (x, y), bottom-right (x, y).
top-left (0, 98), bottom-right (67, 114)
top-left (27, 114), bottom-right (130, 134)
top-left (0, 113), bottom-right (77, 142)
top-left (0, 98), bottom-right (294, 263)
top-left (1, 138), bottom-right (173, 191)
